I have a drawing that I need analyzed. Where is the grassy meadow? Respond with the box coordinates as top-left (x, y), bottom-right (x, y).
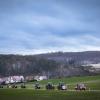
top-left (0, 75), bottom-right (100, 100)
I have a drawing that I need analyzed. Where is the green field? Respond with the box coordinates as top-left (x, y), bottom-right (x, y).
top-left (0, 89), bottom-right (100, 100)
top-left (24, 75), bottom-right (100, 90)
top-left (0, 75), bottom-right (100, 100)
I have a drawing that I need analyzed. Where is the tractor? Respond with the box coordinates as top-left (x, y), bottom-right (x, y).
top-left (21, 83), bottom-right (26, 88)
top-left (57, 82), bottom-right (67, 90)
top-left (46, 82), bottom-right (55, 90)
top-left (75, 83), bottom-right (86, 90)
top-left (0, 85), bottom-right (3, 88)
top-left (12, 84), bottom-right (17, 88)
top-left (35, 83), bottom-right (41, 89)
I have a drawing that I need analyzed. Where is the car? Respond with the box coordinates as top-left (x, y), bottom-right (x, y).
top-left (75, 83), bottom-right (86, 90)
top-left (46, 82), bottom-right (55, 90)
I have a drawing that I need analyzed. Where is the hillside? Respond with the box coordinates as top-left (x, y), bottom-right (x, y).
top-left (35, 51), bottom-right (100, 64)
top-left (0, 51), bottom-right (100, 77)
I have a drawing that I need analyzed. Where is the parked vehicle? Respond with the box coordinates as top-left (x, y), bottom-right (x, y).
top-left (12, 84), bottom-right (17, 88)
top-left (35, 83), bottom-right (41, 89)
top-left (7, 84), bottom-right (11, 88)
top-left (75, 83), bottom-right (86, 90)
top-left (21, 83), bottom-right (26, 88)
top-left (57, 82), bottom-right (67, 90)
top-left (0, 85), bottom-right (3, 88)
top-left (46, 82), bottom-right (55, 90)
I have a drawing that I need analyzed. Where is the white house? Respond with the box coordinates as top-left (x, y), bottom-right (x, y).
top-left (82, 63), bottom-right (100, 73)
top-left (12, 76), bottom-right (24, 83)
top-left (34, 76), bottom-right (48, 81)
top-left (0, 75), bottom-right (24, 84)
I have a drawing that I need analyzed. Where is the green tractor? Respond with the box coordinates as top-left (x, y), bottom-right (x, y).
top-left (35, 83), bottom-right (41, 89)
top-left (21, 83), bottom-right (26, 88)
top-left (0, 84), bottom-right (3, 88)
top-left (57, 82), bottom-right (67, 90)
top-left (46, 82), bottom-right (55, 90)
top-left (11, 83), bottom-right (17, 88)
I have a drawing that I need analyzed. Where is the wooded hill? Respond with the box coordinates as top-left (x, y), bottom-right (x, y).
top-left (0, 51), bottom-right (100, 78)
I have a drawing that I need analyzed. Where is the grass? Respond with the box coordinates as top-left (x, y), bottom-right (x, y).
top-left (24, 75), bottom-right (100, 90)
top-left (0, 89), bottom-right (100, 100)
top-left (38, 75), bottom-right (100, 85)
top-left (0, 75), bottom-right (100, 100)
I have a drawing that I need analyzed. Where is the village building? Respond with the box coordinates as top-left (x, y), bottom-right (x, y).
top-left (0, 75), bottom-right (24, 84)
top-left (82, 63), bottom-right (100, 73)
top-left (34, 75), bottom-right (48, 81)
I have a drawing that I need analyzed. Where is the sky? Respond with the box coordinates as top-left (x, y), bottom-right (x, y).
top-left (0, 0), bottom-right (100, 55)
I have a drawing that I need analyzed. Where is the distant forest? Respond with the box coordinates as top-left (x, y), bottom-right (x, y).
top-left (0, 51), bottom-right (100, 78)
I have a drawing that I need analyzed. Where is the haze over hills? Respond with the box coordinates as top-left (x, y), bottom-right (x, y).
top-left (35, 51), bottom-right (100, 64)
top-left (0, 51), bottom-right (100, 78)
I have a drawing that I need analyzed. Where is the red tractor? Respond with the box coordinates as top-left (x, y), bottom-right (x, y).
top-left (75, 83), bottom-right (86, 90)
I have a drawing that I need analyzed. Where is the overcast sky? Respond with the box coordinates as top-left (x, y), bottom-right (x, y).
top-left (0, 0), bottom-right (100, 55)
